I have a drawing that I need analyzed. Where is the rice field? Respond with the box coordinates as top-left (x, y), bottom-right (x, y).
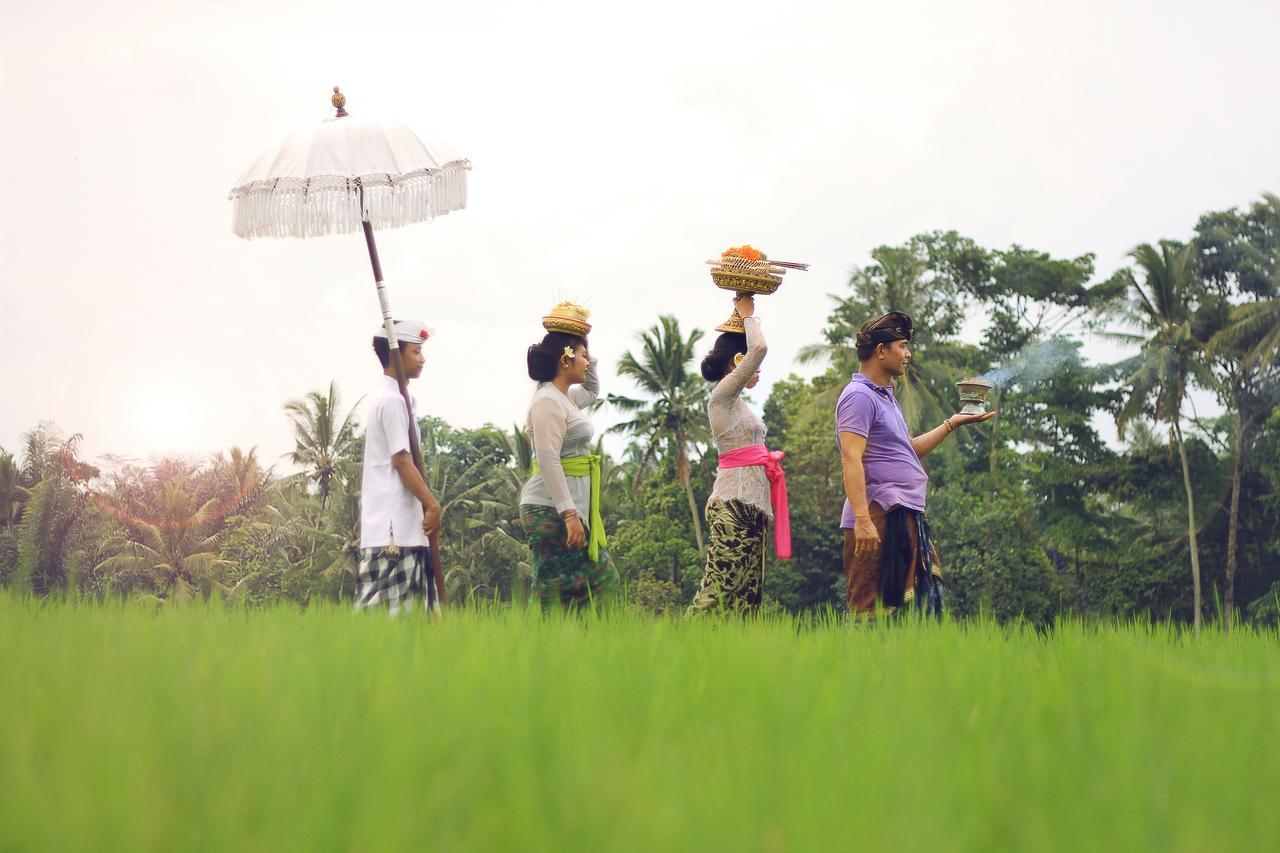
top-left (2, 596), bottom-right (1277, 852)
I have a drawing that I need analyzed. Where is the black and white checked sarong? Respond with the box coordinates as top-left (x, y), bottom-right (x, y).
top-left (355, 546), bottom-right (439, 615)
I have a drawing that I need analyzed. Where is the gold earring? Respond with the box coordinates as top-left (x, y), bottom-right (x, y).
top-left (733, 352), bottom-right (746, 368)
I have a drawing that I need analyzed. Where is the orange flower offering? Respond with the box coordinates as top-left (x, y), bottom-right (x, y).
top-left (722, 245), bottom-right (766, 262)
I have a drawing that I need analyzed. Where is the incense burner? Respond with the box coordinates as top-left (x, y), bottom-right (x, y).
top-left (956, 378), bottom-right (994, 415)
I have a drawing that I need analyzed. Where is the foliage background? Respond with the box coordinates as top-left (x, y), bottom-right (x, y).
top-left (3, 194), bottom-right (1278, 628)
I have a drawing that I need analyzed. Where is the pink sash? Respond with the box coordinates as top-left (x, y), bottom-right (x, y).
top-left (717, 445), bottom-right (791, 559)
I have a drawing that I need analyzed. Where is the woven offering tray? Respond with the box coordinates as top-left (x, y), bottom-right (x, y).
top-left (709, 258), bottom-right (786, 294)
top-left (707, 246), bottom-right (808, 295)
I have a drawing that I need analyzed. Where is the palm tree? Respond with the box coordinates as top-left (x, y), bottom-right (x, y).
top-left (608, 315), bottom-right (709, 556)
top-left (203, 447), bottom-right (271, 527)
top-left (0, 451), bottom-right (28, 530)
top-left (15, 475), bottom-right (85, 595)
top-left (1203, 192), bottom-right (1280, 371)
top-left (497, 423), bottom-right (534, 506)
top-left (798, 244), bottom-right (972, 432)
top-left (1205, 328), bottom-right (1278, 633)
top-left (15, 482), bottom-right (78, 595)
top-left (316, 461), bottom-right (365, 601)
top-left (12, 429), bottom-right (96, 596)
top-left (283, 382), bottom-right (361, 511)
top-left (18, 423), bottom-right (100, 486)
top-left (1189, 191), bottom-right (1280, 632)
top-left (1219, 299), bottom-right (1280, 370)
top-left (96, 482), bottom-right (231, 600)
top-left (1206, 279), bottom-right (1280, 633)
top-left (1115, 241), bottom-right (1213, 634)
top-left (1212, 215), bottom-right (1280, 374)
top-left (419, 420), bottom-right (531, 603)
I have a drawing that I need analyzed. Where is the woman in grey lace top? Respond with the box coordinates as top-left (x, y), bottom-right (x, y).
top-left (688, 294), bottom-right (773, 614)
top-left (518, 327), bottom-right (619, 610)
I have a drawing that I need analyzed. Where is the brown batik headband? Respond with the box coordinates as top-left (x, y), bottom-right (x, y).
top-left (856, 312), bottom-right (915, 348)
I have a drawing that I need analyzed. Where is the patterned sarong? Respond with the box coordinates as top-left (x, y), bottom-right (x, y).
top-left (355, 546), bottom-right (439, 615)
top-left (520, 504), bottom-right (618, 611)
top-left (688, 499), bottom-right (767, 616)
top-left (843, 505), bottom-right (943, 619)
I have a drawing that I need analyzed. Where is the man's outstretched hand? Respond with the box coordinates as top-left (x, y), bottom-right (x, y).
top-left (950, 411), bottom-right (997, 428)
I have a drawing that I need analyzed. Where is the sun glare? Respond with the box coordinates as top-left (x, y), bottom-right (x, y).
top-left (131, 392), bottom-right (199, 456)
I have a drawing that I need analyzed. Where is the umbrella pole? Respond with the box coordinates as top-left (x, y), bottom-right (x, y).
top-left (361, 218), bottom-right (447, 609)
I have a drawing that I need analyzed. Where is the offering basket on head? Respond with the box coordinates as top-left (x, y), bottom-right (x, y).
top-left (709, 245), bottom-right (808, 331)
top-left (542, 301), bottom-right (592, 337)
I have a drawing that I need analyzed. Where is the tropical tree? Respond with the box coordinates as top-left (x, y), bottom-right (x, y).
top-left (312, 458), bottom-right (366, 601)
top-left (18, 424), bottom-right (57, 487)
top-left (608, 315), bottom-right (710, 555)
top-left (219, 472), bottom-right (347, 606)
top-left (420, 419), bottom-right (532, 602)
top-left (495, 424), bottom-right (534, 520)
top-left (96, 481), bottom-right (231, 600)
top-left (798, 240), bottom-right (977, 432)
top-left (283, 382), bottom-right (361, 511)
top-left (0, 450), bottom-right (28, 530)
top-left (1115, 241), bottom-right (1213, 634)
top-left (12, 430), bottom-right (98, 596)
top-left (1197, 194), bottom-right (1280, 630)
top-left (1198, 192), bottom-right (1280, 371)
top-left (1204, 327), bottom-right (1277, 632)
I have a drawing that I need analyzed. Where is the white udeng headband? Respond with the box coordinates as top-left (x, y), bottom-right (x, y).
top-left (375, 320), bottom-right (431, 344)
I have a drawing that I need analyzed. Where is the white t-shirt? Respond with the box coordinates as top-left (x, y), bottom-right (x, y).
top-left (359, 375), bottom-right (427, 549)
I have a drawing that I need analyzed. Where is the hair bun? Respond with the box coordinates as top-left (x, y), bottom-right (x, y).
top-left (701, 331), bottom-right (748, 383)
top-left (528, 331), bottom-right (586, 382)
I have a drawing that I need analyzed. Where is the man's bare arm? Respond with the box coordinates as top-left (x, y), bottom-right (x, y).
top-left (910, 412), bottom-right (997, 459)
top-left (839, 432), bottom-right (871, 518)
top-left (391, 450), bottom-right (442, 535)
top-left (839, 432), bottom-right (881, 558)
top-left (911, 422), bottom-right (952, 459)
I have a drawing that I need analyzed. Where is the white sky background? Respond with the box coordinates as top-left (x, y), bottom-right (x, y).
top-left (2, 0), bottom-right (1278, 470)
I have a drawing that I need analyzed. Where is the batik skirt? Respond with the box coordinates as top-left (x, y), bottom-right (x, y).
top-left (688, 499), bottom-right (767, 616)
top-left (520, 504), bottom-right (619, 610)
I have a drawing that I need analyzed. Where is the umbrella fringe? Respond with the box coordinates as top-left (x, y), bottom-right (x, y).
top-left (229, 161), bottom-right (470, 239)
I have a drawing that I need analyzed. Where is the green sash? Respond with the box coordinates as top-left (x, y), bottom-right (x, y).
top-left (531, 454), bottom-right (607, 561)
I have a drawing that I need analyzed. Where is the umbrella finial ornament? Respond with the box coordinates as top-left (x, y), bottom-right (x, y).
top-left (331, 86), bottom-right (348, 118)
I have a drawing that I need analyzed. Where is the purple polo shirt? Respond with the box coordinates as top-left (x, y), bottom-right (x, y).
top-left (835, 373), bottom-right (929, 528)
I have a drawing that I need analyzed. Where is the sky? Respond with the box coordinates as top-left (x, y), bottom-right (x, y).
top-left (2, 0), bottom-right (1278, 471)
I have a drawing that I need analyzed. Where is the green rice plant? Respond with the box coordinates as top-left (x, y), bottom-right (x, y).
top-left (1, 596), bottom-right (1277, 852)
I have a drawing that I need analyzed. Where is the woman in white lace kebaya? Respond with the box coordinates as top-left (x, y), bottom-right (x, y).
top-left (688, 294), bottom-right (780, 615)
top-left (519, 328), bottom-right (619, 610)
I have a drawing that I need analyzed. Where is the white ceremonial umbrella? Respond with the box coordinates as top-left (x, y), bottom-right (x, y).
top-left (229, 87), bottom-right (470, 605)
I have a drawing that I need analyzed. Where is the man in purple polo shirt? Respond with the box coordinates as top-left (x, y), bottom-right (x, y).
top-left (835, 312), bottom-right (994, 617)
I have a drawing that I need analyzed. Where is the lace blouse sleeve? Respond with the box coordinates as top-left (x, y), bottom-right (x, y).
top-left (530, 396), bottom-right (575, 514)
top-left (709, 316), bottom-right (767, 404)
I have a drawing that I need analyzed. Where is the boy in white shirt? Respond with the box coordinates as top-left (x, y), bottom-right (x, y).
top-left (357, 320), bottom-right (444, 614)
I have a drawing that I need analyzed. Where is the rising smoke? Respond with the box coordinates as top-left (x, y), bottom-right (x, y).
top-left (981, 338), bottom-right (1078, 388)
